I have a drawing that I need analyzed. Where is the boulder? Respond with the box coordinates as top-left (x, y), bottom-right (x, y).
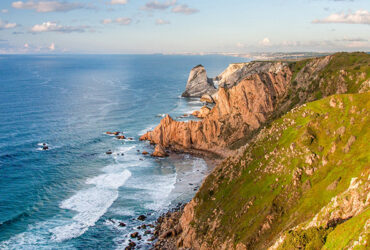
top-left (130, 232), bottom-right (139, 238)
top-left (106, 131), bottom-right (120, 135)
top-left (137, 215), bottom-right (147, 221)
top-left (116, 135), bottom-right (126, 140)
top-left (152, 145), bottom-right (168, 157)
top-left (106, 150), bottom-right (113, 155)
top-left (181, 65), bottom-right (216, 97)
top-left (142, 151), bottom-right (149, 155)
top-left (198, 106), bottom-right (211, 118)
top-left (200, 94), bottom-right (214, 103)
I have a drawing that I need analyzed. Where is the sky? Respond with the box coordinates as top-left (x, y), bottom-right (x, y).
top-left (0, 0), bottom-right (369, 54)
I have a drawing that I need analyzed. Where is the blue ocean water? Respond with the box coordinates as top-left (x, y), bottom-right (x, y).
top-left (0, 54), bottom-right (245, 249)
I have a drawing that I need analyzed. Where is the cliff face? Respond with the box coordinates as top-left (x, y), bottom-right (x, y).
top-left (181, 65), bottom-right (217, 97)
top-left (150, 52), bottom-right (370, 250)
top-left (177, 93), bottom-right (370, 250)
top-left (215, 61), bottom-right (289, 89)
top-left (141, 62), bottom-right (293, 157)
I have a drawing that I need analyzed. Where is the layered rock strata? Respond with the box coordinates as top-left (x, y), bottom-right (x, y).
top-left (181, 65), bottom-right (216, 97)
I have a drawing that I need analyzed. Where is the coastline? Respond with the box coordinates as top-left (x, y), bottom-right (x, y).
top-left (149, 153), bottom-right (221, 249)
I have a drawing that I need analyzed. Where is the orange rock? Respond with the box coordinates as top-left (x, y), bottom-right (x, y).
top-left (140, 62), bottom-right (293, 157)
top-left (151, 145), bottom-right (168, 157)
top-left (116, 135), bottom-right (126, 140)
top-left (142, 151), bottom-right (149, 155)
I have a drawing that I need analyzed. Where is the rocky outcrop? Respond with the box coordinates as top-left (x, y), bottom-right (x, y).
top-left (215, 61), bottom-right (289, 89)
top-left (151, 144), bottom-right (168, 157)
top-left (142, 62), bottom-right (293, 157)
top-left (182, 65), bottom-right (216, 97)
top-left (192, 106), bottom-right (211, 118)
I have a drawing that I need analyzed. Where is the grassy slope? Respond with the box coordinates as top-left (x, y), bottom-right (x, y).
top-left (192, 92), bottom-right (370, 248)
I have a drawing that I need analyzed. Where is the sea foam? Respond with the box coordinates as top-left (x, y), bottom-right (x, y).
top-left (50, 170), bottom-right (131, 242)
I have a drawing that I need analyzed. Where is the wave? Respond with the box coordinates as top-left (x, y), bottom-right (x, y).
top-left (50, 170), bottom-right (131, 242)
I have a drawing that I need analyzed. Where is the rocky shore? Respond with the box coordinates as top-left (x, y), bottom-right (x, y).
top-left (144, 52), bottom-right (370, 249)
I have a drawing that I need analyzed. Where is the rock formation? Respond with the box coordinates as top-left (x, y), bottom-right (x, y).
top-left (142, 62), bottom-right (293, 157)
top-left (181, 65), bottom-right (217, 97)
top-left (215, 61), bottom-right (289, 88)
top-left (151, 144), bottom-right (168, 157)
top-left (149, 52), bottom-right (370, 249)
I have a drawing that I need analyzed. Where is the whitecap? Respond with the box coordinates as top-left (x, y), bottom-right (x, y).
top-left (50, 170), bottom-right (131, 242)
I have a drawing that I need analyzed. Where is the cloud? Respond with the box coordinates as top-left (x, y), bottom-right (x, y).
top-left (24, 43), bottom-right (29, 48)
top-left (1, 9), bottom-right (9, 13)
top-left (101, 17), bottom-right (132, 25)
top-left (142, 0), bottom-right (176, 11)
top-left (109, 0), bottom-right (128, 5)
top-left (12, 1), bottom-right (88, 13)
top-left (236, 42), bottom-right (245, 48)
top-left (259, 38), bottom-right (271, 46)
top-left (31, 21), bottom-right (88, 33)
top-left (102, 19), bottom-right (112, 24)
top-left (115, 17), bottom-right (132, 25)
top-left (171, 4), bottom-right (198, 14)
top-left (313, 9), bottom-right (370, 24)
top-left (49, 42), bottom-right (55, 51)
top-left (0, 19), bottom-right (17, 29)
top-left (335, 37), bottom-right (368, 42)
top-left (156, 18), bottom-right (170, 25)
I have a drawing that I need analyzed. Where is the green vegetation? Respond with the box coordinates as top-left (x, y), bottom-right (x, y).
top-left (279, 227), bottom-right (333, 250)
top-left (323, 208), bottom-right (370, 249)
top-left (192, 92), bottom-right (370, 249)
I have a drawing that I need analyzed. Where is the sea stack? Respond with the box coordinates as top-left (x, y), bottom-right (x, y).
top-left (181, 65), bottom-right (217, 97)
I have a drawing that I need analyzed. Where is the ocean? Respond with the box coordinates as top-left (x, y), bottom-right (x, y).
top-left (0, 54), bottom-right (245, 249)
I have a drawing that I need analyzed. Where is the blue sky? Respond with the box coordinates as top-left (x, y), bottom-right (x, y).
top-left (0, 0), bottom-right (369, 53)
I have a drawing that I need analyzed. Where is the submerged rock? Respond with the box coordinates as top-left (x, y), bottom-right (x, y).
top-left (181, 65), bottom-right (216, 97)
top-left (137, 215), bottom-right (147, 221)
top-left (106, 131), bottom-right (120, 135)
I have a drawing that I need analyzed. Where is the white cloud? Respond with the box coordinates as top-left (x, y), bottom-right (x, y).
top-left (101, 17), bottom-right (132, 25)
top-left (109, 0), bottom-right (128, 5)
top-left (142, 0), bottom-right (176, 11)
top-left (260, 37), bottom-right (271, 46)
top-left (49, 42), bottom-right (55, 51)
top-left (31, 21), bottom-right (87, 33)
top-left (156, 18), bottom-right (170, 25)
top-left (0, 19), bottom-right (17, 29)
top-left (236, 42), bottom-right (245, 48)
top-left (171, 4), bottom-right (198, 14)
top-left (24, 43), bottom-right (29, 48)
top-left (115, 17), bottom-right (132, 25)
top-left (313, 9), bottom-right (370, 24)
top-left (1, 9), bottom-right (9, 13)
top-left (102, 19), bottom-right (112, 24)
top-left (12, 1), bottom-right (87, 13)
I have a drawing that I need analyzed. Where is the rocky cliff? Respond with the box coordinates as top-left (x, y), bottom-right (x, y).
top-left (181, 65), bottom-right (217, 97)
top-left (141, 53), bottom-right (370, 158)
top-left (149, 52), bottom-right (370, 250)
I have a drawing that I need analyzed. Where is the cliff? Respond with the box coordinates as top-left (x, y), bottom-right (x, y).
top-left (142, 53), bottom-right (370, 157)
top-left (149, 52), bottom-right (370, 249)
top-left (177, 92), bottom-right (370, 249)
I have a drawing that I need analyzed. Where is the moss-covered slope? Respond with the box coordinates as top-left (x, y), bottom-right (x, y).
top-left (187, 92), bottom-right (369, 249)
